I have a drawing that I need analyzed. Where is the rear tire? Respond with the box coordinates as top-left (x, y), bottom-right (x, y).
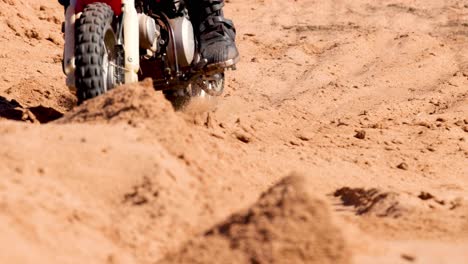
top-left (75, 3), bottom-right (122, 103)
top-left (164, 73), bottom-right (225, 110)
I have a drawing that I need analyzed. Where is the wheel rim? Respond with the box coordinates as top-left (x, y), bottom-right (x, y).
top-left (195, 73), bottom-right (225, 97)
top-left (191, 83), bottom-right (209, 98)
top-left (103, 28), bottom-right (117, 92)
top-left (102, 47), bottom-right (109, 92)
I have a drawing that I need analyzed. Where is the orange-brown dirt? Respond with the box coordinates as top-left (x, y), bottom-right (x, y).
top-left (158, 175), bottom-right (351, 264)
top-left (0, 0), bottom-right (467, 263)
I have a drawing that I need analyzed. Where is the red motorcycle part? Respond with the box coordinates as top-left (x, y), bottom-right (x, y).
top-left (75, 0), bottom-right (122, 15)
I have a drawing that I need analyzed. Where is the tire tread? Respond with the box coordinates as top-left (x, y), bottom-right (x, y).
top-left (75, 3), bottom-right (114, 103)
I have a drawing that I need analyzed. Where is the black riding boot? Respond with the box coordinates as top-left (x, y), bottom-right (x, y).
top-left (188, 0), bottom-right (239, 70)
top-left (58, 0), bottom-right (69, 8)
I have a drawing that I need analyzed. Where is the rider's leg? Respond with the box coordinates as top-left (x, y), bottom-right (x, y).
top-left (187, 0), bottom-right (240, 69)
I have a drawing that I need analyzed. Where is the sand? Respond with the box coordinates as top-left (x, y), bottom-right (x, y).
top-left (0, 0), bottom-right (467, 263)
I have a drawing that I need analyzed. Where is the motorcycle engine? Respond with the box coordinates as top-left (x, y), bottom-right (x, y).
top-left (138, 13), bottom-right (160, 52)
top-left (166, 16), bottom-right (195, 69)
top-left (138, 0), bottom-right (197, 88)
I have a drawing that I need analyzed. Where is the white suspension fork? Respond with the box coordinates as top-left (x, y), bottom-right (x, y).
top-left (122, 0), bottom-right (139, 83)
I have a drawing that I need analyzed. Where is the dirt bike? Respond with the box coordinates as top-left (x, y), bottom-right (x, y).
top-left (62, 0), bottom-right (233, 105)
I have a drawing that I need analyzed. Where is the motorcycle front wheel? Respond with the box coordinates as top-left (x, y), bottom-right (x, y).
top-left (75, 3), bottom-right (123, 103)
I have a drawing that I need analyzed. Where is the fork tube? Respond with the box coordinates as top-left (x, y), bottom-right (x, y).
top-left (123, 0), bottom-right (140, 83)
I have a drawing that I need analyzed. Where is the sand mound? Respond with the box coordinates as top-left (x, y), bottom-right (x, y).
top-left (159, 174), bottom-right (351, 264)
top-left (0, 96), bottom-right (63, 123)
top-left (334, 187), bottom-right (465, 218)
top-left (3, 78), bottom-right (76, 112)
top-left (334, 187), bottom-right (404, 217)
top-left (59, 79), bottom-right (174, 124)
